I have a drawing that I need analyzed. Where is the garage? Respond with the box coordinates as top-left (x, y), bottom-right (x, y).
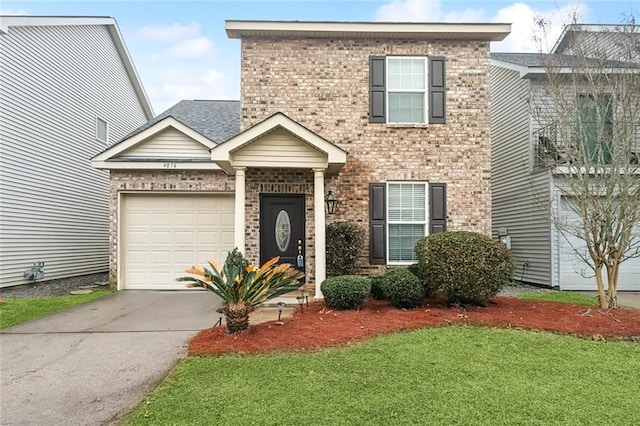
top-left (120, 193), bottom-right (235, 290)
top-left (558, 198), bottom-right (640, 291)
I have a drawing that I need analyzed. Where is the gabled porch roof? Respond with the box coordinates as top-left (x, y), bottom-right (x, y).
top-left (211, 112), bottom-right (347, 175)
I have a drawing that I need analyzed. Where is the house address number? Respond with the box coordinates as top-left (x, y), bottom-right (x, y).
top-left (163, 162), bottom-right (177, 168)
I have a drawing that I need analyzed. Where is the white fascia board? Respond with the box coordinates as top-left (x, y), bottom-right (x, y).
top-left (0, 16), bottom-right (115, 33)
top-left (106, 23), bottom-right (154, 119)
top-left (92, 117), bottom-right (216, 162)
top-left (226, 20), bottom-right (511, 41)
top-left (92, 161), bottom-right (221, 170)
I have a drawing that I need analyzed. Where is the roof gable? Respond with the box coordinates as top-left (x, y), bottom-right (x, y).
top-left (0, 15), bottom-right (153, 119)
top-left (211, 112), bottom-right (347, 175)
top-left (92, 116), bottom-right (219, 170)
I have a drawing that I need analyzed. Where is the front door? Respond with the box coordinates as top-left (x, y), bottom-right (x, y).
top-left (260, 194), bottom-right (305, 273)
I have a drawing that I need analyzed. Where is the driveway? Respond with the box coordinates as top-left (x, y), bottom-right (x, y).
top-left (0, 291), bottom-right (221, 425)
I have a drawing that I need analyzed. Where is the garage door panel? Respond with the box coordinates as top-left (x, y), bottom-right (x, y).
top-left (122, 194), bottom-right (235, 290)
top-left (559, 198), bottom-right (640, 291)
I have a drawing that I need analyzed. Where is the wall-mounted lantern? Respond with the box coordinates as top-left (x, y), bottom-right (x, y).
top-left (325, 191), bottom-right (337, 215)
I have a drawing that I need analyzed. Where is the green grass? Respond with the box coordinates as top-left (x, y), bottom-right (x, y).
top-left (519, 290), bottom-right (598, 306)
top-left (126, 326), bottom-right (640, 425)
top-left (0, 290), bottom-right (112, 329)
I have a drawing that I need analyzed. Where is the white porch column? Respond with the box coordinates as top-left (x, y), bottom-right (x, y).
top-left (234, 167), bottom-right (246, 254)
top-left (313, 168), bottom-right (326, 299)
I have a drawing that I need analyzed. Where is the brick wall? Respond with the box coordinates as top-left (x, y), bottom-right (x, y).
top-left (241, 37), bottom-right (493, 269)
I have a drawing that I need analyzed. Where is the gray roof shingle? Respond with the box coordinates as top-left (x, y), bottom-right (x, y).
top-left (122, 100), bottom-right (241, 144)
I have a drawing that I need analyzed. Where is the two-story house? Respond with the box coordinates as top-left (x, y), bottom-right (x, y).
top-left (93, 20), bottom-right (510, 297)
top-left (0, 16), bottom-right (154, 288)
top-left (491, 24), bottom-right (640, 291)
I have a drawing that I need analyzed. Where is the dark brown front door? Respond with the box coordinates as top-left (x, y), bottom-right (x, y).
top-left (260, 194), bottom-right (305, 273)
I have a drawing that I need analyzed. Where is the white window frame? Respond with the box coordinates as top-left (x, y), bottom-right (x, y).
top-left (385, 56), bottom-right (429, 124)
top-left (96, 117), bottom-right (109, 144)
top-left (386, 181), bottom-right (429, 265)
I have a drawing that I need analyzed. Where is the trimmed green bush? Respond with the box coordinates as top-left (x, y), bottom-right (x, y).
top-left (326, 222), bottom-right (365, 277)
top-left (406, 263), bottom-right (435, 297)
top-left (321, 275), bottom-right (371, 310)
top-left (369, 275), bottom-right (386, 300)
top-left (383, 268), bottom-right (425, 309)
top-left (416, 231), bottom-right (515, 306)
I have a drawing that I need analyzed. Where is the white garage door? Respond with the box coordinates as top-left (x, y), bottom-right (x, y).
top-left (559, 198), bottom-right (640, 291)
top-left (121, 194), bottom-right (235, 290)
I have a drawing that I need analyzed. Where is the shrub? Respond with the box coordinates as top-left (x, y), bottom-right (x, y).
top-left (416, 231), bottom-right (515, 306)
top-left (321, 275), bottom-right (371, 310)
top-left (406, 263), bottom-right (435, 298)
top-left (326, 222), bottom-right (365, 276)
top-left (369, 275), bottom-right (387, 300)
top-left (383, 268), bottom-right (425, 309)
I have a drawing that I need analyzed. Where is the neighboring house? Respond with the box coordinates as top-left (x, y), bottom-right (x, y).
top-left (490, 25), bottom-right (640, 291)
top-left (93, 20), bottom-right (510, 297)
top-left (0, 16), bottom-right (153, 288)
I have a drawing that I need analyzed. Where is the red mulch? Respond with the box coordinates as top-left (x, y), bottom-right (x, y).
top-left (188, 297), bottom-right (640, 356)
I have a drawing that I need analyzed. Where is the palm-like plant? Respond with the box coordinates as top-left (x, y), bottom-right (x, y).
top-left (178, 255), bottom-right (304, 333)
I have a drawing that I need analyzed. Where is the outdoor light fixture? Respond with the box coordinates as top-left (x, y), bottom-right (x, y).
top-left (215, 307), bottom-right (224, 327)
top-left (296, 295), bottom-right (305, 313)
top-left (325, 191), bottom-right (337, 214)
top-left (302, 291), bottom-right (309, 308)
top-left (276, 301), bottom-right (286, 323)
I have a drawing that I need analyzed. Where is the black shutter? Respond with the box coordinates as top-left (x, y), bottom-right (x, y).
top-left (369, 56), bottom-right (386, 123)
top-left (369, 183), bottom-right (386, 264)
top-left (429, 57), bottom-right (446, 124)
top-left (429, 183), bottom-right (447, 234)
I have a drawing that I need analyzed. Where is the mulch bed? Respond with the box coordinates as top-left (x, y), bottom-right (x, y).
top-left (188, 297), bottom-right (640, 356)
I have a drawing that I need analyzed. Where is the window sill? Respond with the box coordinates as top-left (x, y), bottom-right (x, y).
top-left (386, 123), bottom-right (429, 128)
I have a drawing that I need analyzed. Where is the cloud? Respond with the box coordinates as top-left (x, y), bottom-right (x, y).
top-left (376, 0), bottom-right (485, 22)
top-left (165, 36), bottom-right (213, 59)
top-left (145, 67), bottom-right (231, 113)
top-left (0, 9), bottom-right (27, 15)
top-left (136, 22), bottom-right (201, 43)
top-left (492, 2), bottom-right (590, 52)
top-left (375, 0), bottom-right (591, 53)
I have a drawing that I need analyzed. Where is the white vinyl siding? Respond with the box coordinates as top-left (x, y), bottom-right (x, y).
top-left (232, 127), bottom-right (328, 168)
top-left (120, 127), bottom-right (212, 159)
top-left (121, 194), bottom-right (235, 290)
top-left (490, 65), bottom-right (553, 286)
top-left (387, 182), bottom-right (427, 263)
top-left (387, 57), bottom-right (427, 123)
top-left (0, 23), bottom-right (149, 287)
top-left (557, 196), bottom-right (640, 291)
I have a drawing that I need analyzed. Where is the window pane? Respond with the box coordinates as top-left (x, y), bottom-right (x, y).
top-left (96, 118), bottom-right (107, 142)
top-left (388, 183), bottom-right (426, 222)
top-left (388, 224), bottom-right (424, 262)
top-left (388, 93), bottom-right (424, 123)
top-left (388, 58), bottom-right (425, 91)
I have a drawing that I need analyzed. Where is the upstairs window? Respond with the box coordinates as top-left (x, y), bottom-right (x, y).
top-left (369, 56), bottom-right (446, 124)
top-left (577, 94), bottom-right (613, 164)
top-left (387, 58), bottom-right (426, 123)
top-left (96, 117), bottom-right (108, 143)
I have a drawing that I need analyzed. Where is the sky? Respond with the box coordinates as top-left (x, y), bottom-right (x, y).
top-left (2, 0), bottom-right (638, 114)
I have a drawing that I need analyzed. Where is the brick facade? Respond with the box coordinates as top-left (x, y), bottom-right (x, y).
top-left (241, 37), bottom-right (493, 269)
top-left (107, 34), bottom-right (493, 287)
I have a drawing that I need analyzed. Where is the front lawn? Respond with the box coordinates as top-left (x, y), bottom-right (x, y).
top-left (0, 290), bottom-right (112, 329)
top-left (519, 290), bottom-right (598, 306)
top-left (126, 326), bottom-right (640, 425)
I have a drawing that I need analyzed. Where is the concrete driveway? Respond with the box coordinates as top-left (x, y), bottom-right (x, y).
top-left (0, 291), bottom-right (221, 425)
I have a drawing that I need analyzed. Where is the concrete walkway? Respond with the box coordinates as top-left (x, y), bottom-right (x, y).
top-left (0, 291), bottom-right (221, 425)
top-left (580, 291), bottom-right (640, 310)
